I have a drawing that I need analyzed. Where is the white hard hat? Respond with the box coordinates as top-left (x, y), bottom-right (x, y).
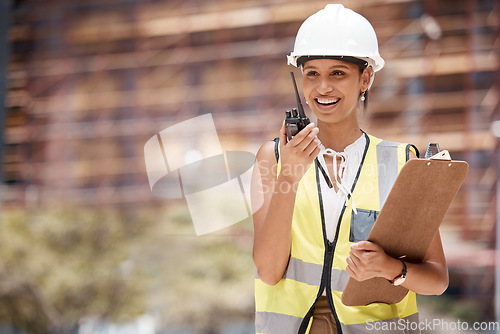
top-left (287, 4), bottom-right (385, 73)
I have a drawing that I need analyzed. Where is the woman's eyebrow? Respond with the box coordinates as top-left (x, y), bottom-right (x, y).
top-left (330, 65), bottom-right (350, 69)
top-left (304, 64), bottom-right (350, 71)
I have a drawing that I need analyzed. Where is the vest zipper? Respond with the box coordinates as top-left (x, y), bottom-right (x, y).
top-left (298, 162), bottom-right (344, 334)
top-left (323, 133), bottom-right (371, 334)
top-left (299, 134), bottom-right (369, 334)
top-left (319, 158), bottom-right (344, 334)
top-left (296, 241), bottom-right (334, 334)
top-left (325, 240), bottom-right (343, 334)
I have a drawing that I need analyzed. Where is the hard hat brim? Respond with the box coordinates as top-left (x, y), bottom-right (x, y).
top-left (288, 53), bottom-right (385, 72)
top-left (296, 56), bottom-right (369, 69)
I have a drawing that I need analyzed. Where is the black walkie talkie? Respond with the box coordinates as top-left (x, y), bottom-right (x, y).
top-left (285, 72), bottom-right (310, 141)
top-left (284, 72), bottom-right (333, 188)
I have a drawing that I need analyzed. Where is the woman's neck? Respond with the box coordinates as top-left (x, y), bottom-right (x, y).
top-left (316, 120), bottom-right (362, 152)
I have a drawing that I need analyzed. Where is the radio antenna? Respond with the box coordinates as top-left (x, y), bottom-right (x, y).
top-left (290, 72), bottom-right (306, 118)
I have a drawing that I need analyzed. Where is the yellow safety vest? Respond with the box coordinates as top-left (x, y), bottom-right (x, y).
top-left (255, 132), bottom-right (420, 334)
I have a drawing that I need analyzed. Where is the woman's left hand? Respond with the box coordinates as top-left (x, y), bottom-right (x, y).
top-left (346, 241), bottom-right (399, 282)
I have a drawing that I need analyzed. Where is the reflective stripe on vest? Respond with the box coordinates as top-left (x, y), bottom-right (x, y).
top-left (255, 257), bottom-right (351, 291)
top-left (341, 312), bottom-right (420, 334)
top-left (256, 311), bottom-right (420, 334)
top-left (254, 133), bottom-right (419, 334)
top-left (377, 140), bottom-right (401, 207)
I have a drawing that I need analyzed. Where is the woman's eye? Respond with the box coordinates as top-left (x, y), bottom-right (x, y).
top-left (331, 71), bottom-right (345, 76)
top-left (305, 71), bottom-right (319, 77)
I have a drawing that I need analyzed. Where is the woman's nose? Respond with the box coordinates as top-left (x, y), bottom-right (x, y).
top-left (316, 79), bottom-right (333, 95)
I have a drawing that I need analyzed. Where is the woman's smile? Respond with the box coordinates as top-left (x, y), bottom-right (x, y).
top-left (315, 97), bottom-right (340, 105)
top-left (314, 96), bottom-right (341, 111)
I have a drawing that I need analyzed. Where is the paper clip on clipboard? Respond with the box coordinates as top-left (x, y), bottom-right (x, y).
top-left (425, 142), bottom-right (451, 161)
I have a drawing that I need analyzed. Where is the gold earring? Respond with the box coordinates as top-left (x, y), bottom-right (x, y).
top-left (360, 91), bottom-right (366, 102)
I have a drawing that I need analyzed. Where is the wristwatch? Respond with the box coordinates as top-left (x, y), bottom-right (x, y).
top-left (390, 259), bottom-right (407, 286)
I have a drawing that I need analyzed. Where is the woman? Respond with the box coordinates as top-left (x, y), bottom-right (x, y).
top-left (251, 4), bottom-right (448, 334)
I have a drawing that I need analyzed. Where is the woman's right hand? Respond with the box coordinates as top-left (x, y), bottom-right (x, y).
top-left (279, 121), bottom-right (321, 184)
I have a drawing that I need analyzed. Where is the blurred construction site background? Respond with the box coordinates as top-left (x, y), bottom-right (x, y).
top-left (0, 0), bottom-right (499, 333)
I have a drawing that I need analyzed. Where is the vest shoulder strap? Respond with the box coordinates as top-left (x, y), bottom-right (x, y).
top-left (408, 144), bottom-right (420, 159)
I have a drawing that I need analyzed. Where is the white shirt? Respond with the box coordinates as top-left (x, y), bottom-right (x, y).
top-left (317, 134), bottom-right (366, 242)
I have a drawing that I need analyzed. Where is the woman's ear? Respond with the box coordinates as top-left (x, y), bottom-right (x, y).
top-left (361, 67), bottom-right (373, 91)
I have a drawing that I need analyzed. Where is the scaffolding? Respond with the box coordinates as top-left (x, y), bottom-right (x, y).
top-left (4, 0), bottom-right (500, 322)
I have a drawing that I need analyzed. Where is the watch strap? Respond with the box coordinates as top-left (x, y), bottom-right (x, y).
top-left (400, 259), bottom-right (407, 276)
top-left (388, 259), bottom-right (407, 284)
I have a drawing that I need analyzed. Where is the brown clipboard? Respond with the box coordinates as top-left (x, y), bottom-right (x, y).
top-left (341, 156), bottom-right (469, 306)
